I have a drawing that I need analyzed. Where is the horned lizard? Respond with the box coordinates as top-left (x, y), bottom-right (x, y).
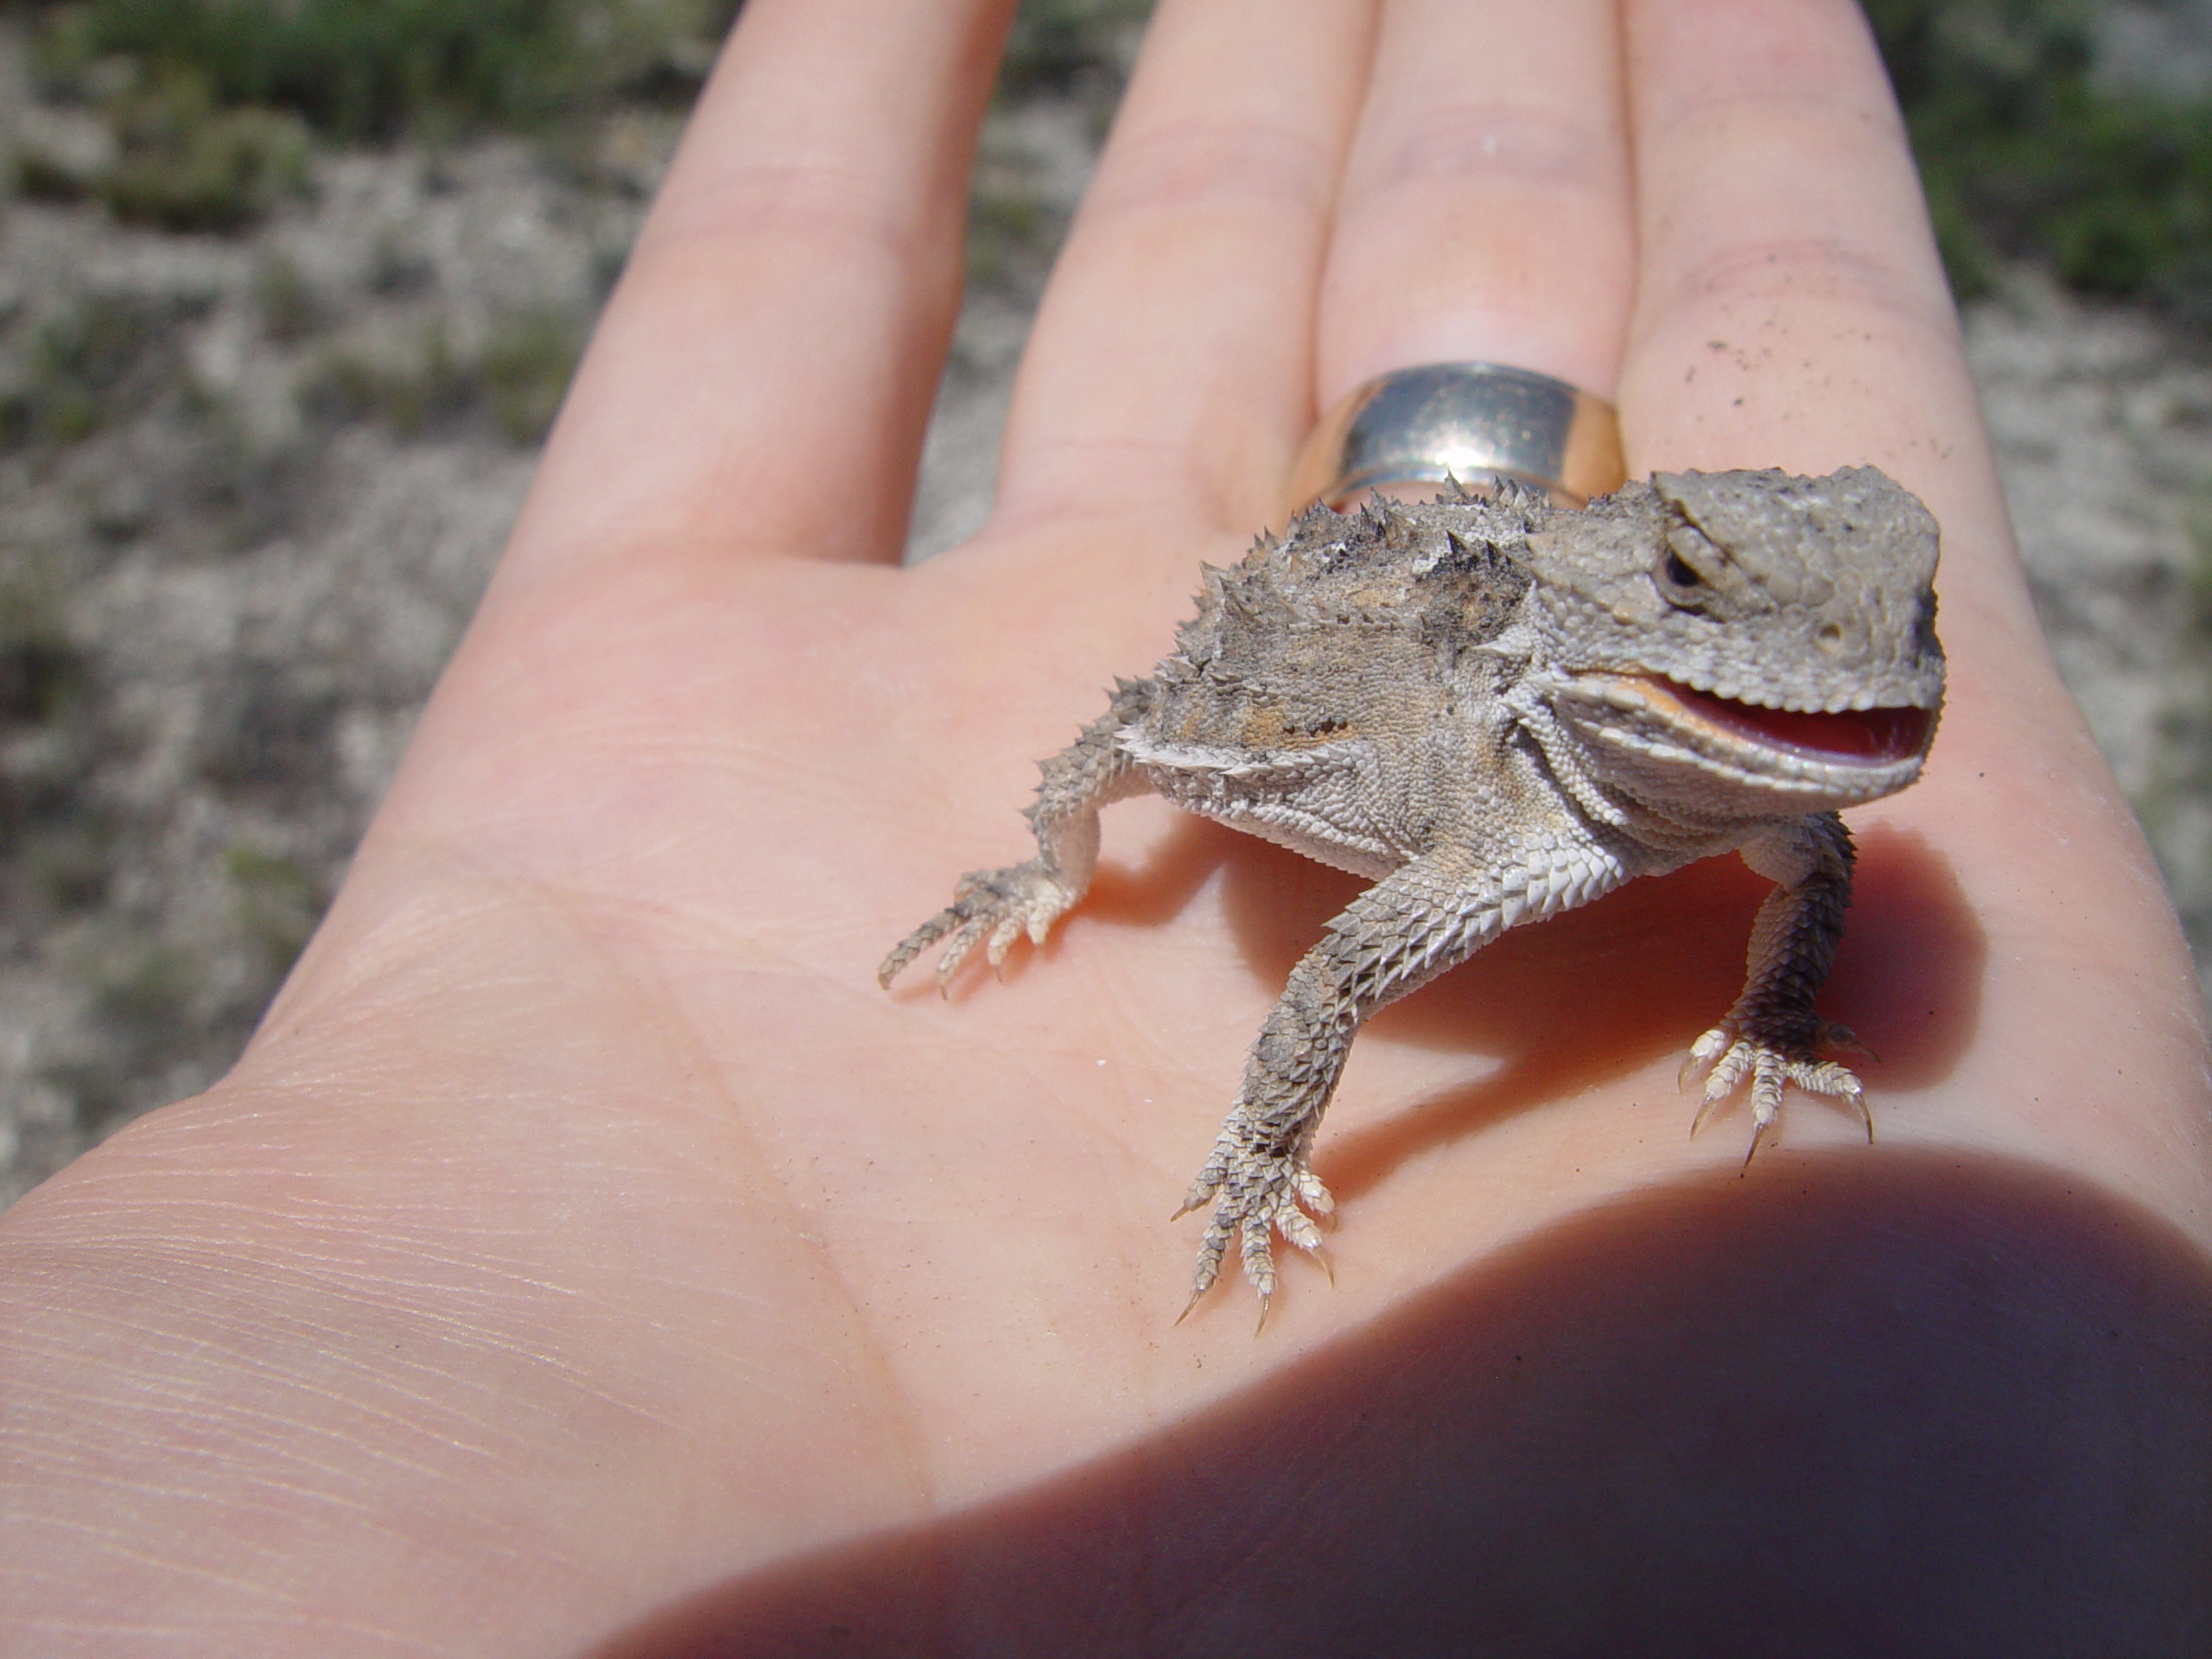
top-left (882, 467), bottom-right (1945, 1313)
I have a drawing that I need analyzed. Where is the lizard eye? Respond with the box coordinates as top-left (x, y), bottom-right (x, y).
top-left (1656, 524), bottom-right (1720, 612)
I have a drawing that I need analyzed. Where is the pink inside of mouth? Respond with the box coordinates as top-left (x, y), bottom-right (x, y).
top-left (1668, 683), bottom-right (1934, 763)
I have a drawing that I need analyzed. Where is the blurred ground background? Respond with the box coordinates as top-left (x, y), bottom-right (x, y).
top-left (0, 0), bottom-right (2207, 1203)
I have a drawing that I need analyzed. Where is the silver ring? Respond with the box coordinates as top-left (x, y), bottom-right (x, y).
top-left (1284, 361), bottom-right (1625, 513)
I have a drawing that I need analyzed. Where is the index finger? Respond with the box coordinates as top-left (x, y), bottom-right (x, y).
top-left (501, 0), bottom-right (1016, 586)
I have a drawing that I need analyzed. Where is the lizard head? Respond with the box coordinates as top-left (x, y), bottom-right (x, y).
top-left (1515, 466), bottom-right (1946, 821)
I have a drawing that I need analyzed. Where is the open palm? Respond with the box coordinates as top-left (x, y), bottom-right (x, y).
top-left (6, 0), bottom-right (2209, 1653)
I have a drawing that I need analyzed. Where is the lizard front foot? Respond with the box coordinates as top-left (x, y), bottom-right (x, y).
top-left (878, 861), bottom-right (1078, 990)
top-left (1174, 1128), bottom-right (1334, 1319)
top-left (1681, 1014), bottom-right (1872, 1159)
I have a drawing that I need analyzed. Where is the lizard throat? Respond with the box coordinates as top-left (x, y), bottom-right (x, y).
top-left (1656, 680), bottom-right (1935, 764)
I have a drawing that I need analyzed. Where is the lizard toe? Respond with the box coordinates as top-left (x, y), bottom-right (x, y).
top-left (882, 859), bottom-right (1078, 989)
top-left (1688, 1025), bottom-right (1872, 1153)
top-left (1180, 1139), bottom-right (1331, 1316)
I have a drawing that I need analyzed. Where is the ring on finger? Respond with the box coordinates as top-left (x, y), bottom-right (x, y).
top-left (1284, 361), bottom-right (1625, 514)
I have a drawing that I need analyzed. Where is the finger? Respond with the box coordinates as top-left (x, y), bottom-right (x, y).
top-left (990, 0), bottom-right (1375, 541)
top-left (503, 0), bottom-right (1019, 582)
top-left (1314, 0), bottom-right (1634, 409)
top-left (1615, 0), bottom-right (1981, 504)
top-left (1614, 0), bottom-right (2034, 714)
top-left (1614, 0), bottom-right (2043, 762)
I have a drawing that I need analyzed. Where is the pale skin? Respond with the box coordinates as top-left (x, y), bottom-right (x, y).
top-left (3, 0), bottom-right (2209, 1653)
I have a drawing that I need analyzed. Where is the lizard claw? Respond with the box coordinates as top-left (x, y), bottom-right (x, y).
top-left (879, 860), bottom-right (1077, 989)
top-left (1681, 1014), bottom-right (1873, 1154)
top-left (1678, 1023), bottom-right (1733, 1093)
top-left (1178, 1133), bottom-right (1334, 1315)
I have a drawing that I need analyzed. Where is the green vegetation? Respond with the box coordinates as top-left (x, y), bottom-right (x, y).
top-left (2186, 478), bottom-right (2212, 626)
top-left (77, 945), bottom-right (204, 1117)
top-left (964, 181), bottom-right (1051, 289)
top-left (252, 254), bottom-right (323, 344)
top-left (25, 810), bottom-right (118, 912)
top-left (89, 946), bottom-right (197, 1045)
top-left (12, 0), bottom-right (2212, 325)
top-left (997, 0), bottom-right (1148, 99)
top-left (0, 553), bottom-right (113, 927)
top-left (0, 291), bottom-right (195, 448)
top-left (0, 572), bottom-right (84, 729)
top-left (29, 0), bottom-right (739, 141)
top-left (226, 845), bottom-right (323, 965)
top-left (1869, 0), bottom-right (2212, 320)
top-left (33, 293), bottom-right (166, 440)
top-left (297, 327), bottom-right (472, 435)
top-left (297, 310), bottom-right (584, 445)
top-left (13, 79), bottom-right (310, 235)
top-left (94, 75), bottom-right (310, 232)
top-left (16, 0), bottom-right (739, 230)
top-left (478, 306), bottom-right (586, 442)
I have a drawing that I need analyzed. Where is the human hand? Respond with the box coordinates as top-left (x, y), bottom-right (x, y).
top-left (5, 0), bottom-right (2208, 1653)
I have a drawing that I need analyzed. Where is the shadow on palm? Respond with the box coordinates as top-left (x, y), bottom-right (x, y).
top-left (592, 1145), bottom-right (2209, 1659)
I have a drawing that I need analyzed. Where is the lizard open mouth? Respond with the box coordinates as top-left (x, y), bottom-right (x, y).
top-left (1662, 681), bottom-right (1935, 764)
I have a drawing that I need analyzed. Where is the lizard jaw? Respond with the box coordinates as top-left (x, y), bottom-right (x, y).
top-left (1553, 672), bottom-right (1940, 811)
top-left (1649, 677), bottom-right (1936, 766)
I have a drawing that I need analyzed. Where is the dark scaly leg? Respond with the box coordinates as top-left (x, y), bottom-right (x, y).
top-left (1681, 810), bottom-right (1872, 1154)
